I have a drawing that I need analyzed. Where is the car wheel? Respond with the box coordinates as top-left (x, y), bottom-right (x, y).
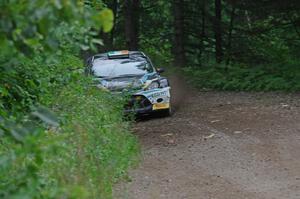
top-left (160, 105), bottom-right (172, 117)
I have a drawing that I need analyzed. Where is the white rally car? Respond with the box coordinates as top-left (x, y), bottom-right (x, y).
top-left (86, 50), bottom-right (172, 116)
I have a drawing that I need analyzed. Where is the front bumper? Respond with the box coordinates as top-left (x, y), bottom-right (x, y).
top-left (124, 87), bottom-right (171, 115)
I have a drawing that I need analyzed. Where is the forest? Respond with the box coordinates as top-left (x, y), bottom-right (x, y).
top-left (103, 0), bottom-right (300, 91)
top-left (1, 0), bottom-right (300, 199)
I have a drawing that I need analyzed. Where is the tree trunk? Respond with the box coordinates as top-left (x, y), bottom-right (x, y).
top-left (226, 1), bottom-right (236, 65)
top-left (199, 0), bottom-right (206, 63)
top-left (109, 0), bottom-right (118, 49)
top-left (214, 0), bottom-right (223, 63)
top-left (98, 0), bottom-right (118, 52)
top-left (172, 0), bottom-right (186, 67)
top-left (124, 0), bottom-right (140, 50)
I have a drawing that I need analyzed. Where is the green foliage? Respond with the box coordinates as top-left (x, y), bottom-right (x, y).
top-left (1, 1), bottom-right (138, 198)
top-left (1, 77), bottom-right (139, 198)
top-left (0, 0), bottom-right (114, 115)
top-left (50, 79), bottom-right (138, 198)
top-left (183, 62), bottom-right (300, 91)
top-left (0, 53), bottom-right (139, 198)
top-left (139, 1), bottom-right (172, 64)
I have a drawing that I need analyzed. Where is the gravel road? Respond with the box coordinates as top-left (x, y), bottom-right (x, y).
top-left (115, 79), bottom-right (300, 199)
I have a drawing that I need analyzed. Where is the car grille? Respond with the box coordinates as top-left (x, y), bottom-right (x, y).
top-left (125, 95), bottom-right (152, 109)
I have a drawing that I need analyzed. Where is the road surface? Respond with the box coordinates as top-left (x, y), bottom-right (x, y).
top-left (115, 80), bottom-right (300, 199)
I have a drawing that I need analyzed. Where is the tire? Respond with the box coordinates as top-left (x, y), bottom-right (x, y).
top-left (160, 105), bottom-right (172, 117)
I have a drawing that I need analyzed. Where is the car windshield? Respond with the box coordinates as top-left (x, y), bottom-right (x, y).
top-left (92, 57), bottom-right (154, 78)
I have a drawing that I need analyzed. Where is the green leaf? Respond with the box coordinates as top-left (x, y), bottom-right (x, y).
top-left (31, 106), bottom-right (59, 127)
top-left (24, 38), bottom-right (41, 49)
top-left (80, 44), bottom-right (90, 51)
top-left (10, 127), bottom-right (28, 142)
top-left (53, 0), bottom-right (63, 9)
top-left (91, 38), bottom-right (103, 45)
top-left (99, 9), bottom-right (114, 32)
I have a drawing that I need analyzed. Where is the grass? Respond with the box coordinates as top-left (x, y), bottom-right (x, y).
top-left (0, 57), bottom-right (140, 199)
top-left (47, 78), bottom-right (140, 198)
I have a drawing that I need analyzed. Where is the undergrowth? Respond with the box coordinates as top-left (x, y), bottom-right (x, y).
top-left (0, 55), bottom-right (139, 199)
top-left (0, 2), bottom-right (138, 198)
top-left (183, 62), bottom-right (300, 91)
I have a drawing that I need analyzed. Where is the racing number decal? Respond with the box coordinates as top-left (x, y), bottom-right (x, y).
top-left (149, 91), bottom-right (168, 98)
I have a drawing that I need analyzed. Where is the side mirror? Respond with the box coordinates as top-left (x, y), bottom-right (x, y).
top-left (157, 68), bottom-right (165, 74)
top-left (86, 57), bottom-right (93, 66)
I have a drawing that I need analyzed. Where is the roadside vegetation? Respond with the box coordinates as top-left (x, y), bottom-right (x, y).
top-left (0, 1), bottom-right (138, 198)
top-left (183, 62), bottom-right (300, 91)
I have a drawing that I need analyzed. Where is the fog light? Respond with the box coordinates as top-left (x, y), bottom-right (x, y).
top-left (157, 98), bottom-right (163, 103)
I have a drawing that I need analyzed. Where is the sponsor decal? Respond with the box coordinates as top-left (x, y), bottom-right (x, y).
top-left (149, 91), bottom-right (168, 98)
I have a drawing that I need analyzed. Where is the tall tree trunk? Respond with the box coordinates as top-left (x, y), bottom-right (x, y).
top-left (98, 0), bottom-right (118, 51)
top-left (199, 0), bottom-right (206, 63)
top-left (226, 1), bottom-right (236, 65)
top-left (109, 0), bottom-right (119, 49)
top-left (172, 0), bottom-right (186, 67)
top-left (124, 0), bottom-right (140, 50)
top-left (214, 0), bottom-right (223, 63)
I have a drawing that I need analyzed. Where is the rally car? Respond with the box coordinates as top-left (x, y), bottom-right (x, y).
top-left (85, 50), bottom-right (172, 116)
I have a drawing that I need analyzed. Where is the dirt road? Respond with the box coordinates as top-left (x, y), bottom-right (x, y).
top-left (115, 85), bottom-right (300, 198)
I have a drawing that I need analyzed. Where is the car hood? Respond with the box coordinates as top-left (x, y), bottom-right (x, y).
top-left (100, 76), bottom-right (143, 91)
top-left (95, 73), bottom-right (157, 92)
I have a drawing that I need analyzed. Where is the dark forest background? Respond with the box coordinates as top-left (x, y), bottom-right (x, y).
top-left (102, 0), bottom-right (300, 91)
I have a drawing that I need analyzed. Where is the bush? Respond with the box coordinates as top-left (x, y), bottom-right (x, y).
top-left (183, 62), bottom-right (300, 91)
top-left (1, 2), bottom-right (138, 198)
top-left (0, 72), bottom-right (139, 199)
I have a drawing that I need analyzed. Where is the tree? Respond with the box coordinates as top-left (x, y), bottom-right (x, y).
top-left (226, 0), bottom-right (236, 64)
top-left (101, 0), bottom-right (119, 50)
top-left (172, 0), bottom-right (186, 67)
top-left (214, 0), bottom-right (223, 63)
top-left (124, 0), bottom-right (140, 50)
top-left (200, 0), bottom-right (207, 59)
top-left (104, 0), bottom-right (300, 69)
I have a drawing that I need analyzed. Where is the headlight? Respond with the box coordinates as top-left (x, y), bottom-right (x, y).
top-left (132, 79), bottom-right (143, 88)
top-left (159, 78), bottom-right (169, 88)
top-left (146, 81), bottom-right (159, 90)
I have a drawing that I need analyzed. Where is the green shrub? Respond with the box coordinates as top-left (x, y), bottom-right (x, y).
top-left (49, 78), bottom-right (139, 198)
top-left (183, 62), bottom-right (300, 91)
top-left (0, 1), bottom-right (138, 198)
top-left (0, 75), bottom-right (139, 199)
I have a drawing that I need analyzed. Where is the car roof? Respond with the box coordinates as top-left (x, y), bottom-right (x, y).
top-left (92, 51), bottom-right (147, 62)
